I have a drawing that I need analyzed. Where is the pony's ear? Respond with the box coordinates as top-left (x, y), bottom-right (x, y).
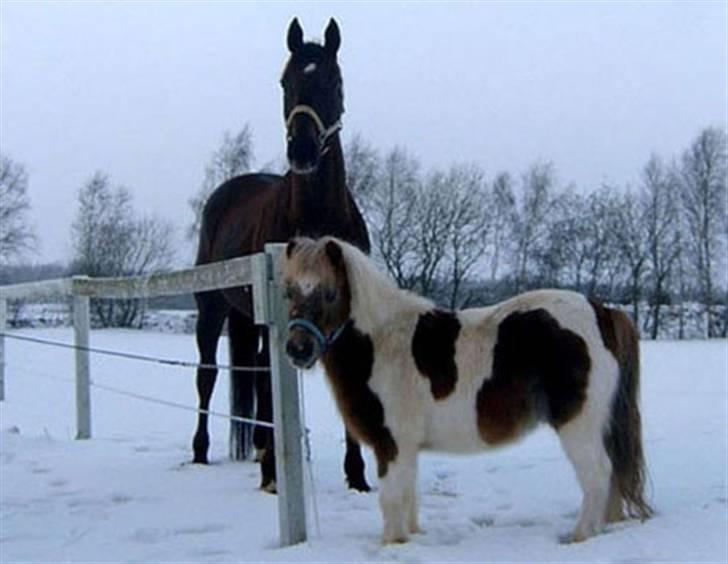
top-left (325, 240), bottom-right (344, 269)
top-left (324, 18), bottom-right (341, 56)
top-left (287, 18), bottom-right (304, 53)
top-left (286, 239), bottom-right (298, 258)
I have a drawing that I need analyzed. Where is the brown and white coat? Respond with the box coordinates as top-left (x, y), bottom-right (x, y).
top-left (282, 236), bottom-right (652, 545)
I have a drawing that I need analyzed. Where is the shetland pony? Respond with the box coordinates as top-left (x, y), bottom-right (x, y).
top-left (282, 236), bottom-right (653, 544)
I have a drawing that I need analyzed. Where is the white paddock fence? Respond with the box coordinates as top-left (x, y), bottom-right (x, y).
top-left (0, 243), bottom-right (307, 547)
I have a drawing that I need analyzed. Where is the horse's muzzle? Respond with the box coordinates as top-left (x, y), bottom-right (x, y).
top-left (287, 133), bottom-right (320, 175)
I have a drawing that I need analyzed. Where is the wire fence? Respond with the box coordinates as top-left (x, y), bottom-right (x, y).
top-left (0, 331), bottom-right (270, 373)
top-left (1, 330), bottom-right (275, 429)
top-left (0, 244), bottom-right (310, 545)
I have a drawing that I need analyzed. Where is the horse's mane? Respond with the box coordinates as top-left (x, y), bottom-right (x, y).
top-left (328, 237), bottom-right (433, 332)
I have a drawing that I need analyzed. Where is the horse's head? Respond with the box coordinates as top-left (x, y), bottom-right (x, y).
top-left (282, 237), bottom-right (351, 369)
top-left (281, 18), bottom-right (344, 175)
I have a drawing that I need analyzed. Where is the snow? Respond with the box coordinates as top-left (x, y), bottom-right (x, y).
top-left (1, 329), bottom-right (726, 562)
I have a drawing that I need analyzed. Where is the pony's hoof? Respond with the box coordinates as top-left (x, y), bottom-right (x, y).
top-left (559, 530), bottom-right (592, 544)
top-left (261, 479), bottom-right (277, 494)
top-left (382, 533), bottom-right (409, 545)
top-left (192, 455), bottom-right (208, 465)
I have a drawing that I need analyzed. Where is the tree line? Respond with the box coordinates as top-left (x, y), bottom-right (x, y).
top-left (1, 125), bottom-right (726, 337)
top-left (343, 127), bottom-right (727, 339)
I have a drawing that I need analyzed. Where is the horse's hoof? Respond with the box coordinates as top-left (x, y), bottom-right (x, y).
top-left (192, 455), bottom-right (209, 464)
top-left (347, 478), bottom-right (371, 493)
top-left (261, 479), bottom-right (277, 494)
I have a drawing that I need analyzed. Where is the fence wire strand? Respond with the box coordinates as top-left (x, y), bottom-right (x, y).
top-left (4, 360), bottom-right (275, 429)
top-left (0, 331), bottom-right (270, 373)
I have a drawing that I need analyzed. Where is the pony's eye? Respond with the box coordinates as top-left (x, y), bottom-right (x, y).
top-left (324, 289), bottom-right (337, 303)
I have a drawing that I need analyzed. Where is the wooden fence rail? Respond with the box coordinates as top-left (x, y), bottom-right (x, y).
top-left (0, 244), bottom-right (306, 546)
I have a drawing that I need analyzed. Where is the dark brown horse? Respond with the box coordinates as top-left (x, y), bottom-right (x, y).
top-left (191, 18), bottom-right (371, 493)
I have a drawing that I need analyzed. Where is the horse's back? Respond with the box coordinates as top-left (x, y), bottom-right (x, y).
top-left (197, 172), bottom-right (287, 265)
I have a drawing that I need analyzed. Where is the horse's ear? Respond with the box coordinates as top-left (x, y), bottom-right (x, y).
top-left (324, 18), bottom-right (341, 56)
top-left (286, 239), bottom-right (297, 258)
top-left (287, 18), bottom-right (304, 53)
top-left (325, 240), bottom-right (344, 269)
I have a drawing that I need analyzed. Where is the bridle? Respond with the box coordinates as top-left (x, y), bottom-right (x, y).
top-left (285, 104), bottom-right (342, 155)
top-left (287, 317), bottom-right (351, 355)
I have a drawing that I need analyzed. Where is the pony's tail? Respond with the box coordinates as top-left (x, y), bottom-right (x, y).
top-left (602, 308), bottom-right (654, 520)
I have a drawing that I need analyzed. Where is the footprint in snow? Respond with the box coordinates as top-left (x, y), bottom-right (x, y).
top-left (470, 514), bottom-right (495, 527)
top-left (173, 523), bottom-right (227, 536)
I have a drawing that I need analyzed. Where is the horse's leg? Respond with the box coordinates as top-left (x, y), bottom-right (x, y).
top-left (254, 325), bottom-right (277, 492)
top-left (344, 431), bottom-right (371, 492)
top-left (557, 415), bottom-right (612, 543)
top-left (377, 447), bottom-right (417, 544)
top-left (228, 309), bottom-right (259, 461)
top-left (192, 291), bottom-right (229, 464)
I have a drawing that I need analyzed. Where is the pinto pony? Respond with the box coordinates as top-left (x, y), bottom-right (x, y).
top-left (282, 236), bottom-right (653, 544)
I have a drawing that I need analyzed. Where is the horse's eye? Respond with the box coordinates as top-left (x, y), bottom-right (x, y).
top-left (324, 289), bottom-right (337, 303)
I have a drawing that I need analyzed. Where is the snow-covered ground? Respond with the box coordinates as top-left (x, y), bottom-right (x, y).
top-left (1, 329), bottom-right (726, 562)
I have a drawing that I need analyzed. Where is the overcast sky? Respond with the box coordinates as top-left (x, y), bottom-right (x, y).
top-left (1, 1), bottom-right (726, 264)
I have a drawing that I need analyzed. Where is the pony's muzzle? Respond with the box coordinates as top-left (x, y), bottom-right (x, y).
top-left (285, 333), bottom-right (320, 369)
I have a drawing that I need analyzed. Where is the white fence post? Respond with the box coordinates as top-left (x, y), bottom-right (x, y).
top-left (0, 298), bottom-right (6, 401)
top-left (72, 278), bottom-right (91, 440)
top-left (265, 243), bottom-right (307, 546)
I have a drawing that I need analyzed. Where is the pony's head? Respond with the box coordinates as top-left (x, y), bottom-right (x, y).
top-left (282, 237), bottom-right (351, 369)
top-left (281, 18), bottom-right (344, 175)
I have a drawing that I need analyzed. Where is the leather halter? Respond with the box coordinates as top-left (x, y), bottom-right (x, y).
top-left (285, 104), bottom-right (342, 153)
top-left (287, 318), bottom-right (351, 355)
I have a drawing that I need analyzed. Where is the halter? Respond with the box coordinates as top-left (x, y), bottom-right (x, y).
top-left (285, 104), bottom-right (342, 153)
top-left (287, 318), bottom-right (351, 356)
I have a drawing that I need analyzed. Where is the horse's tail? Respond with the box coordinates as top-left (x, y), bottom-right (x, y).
top-left (601, 306), bottom-right (654, 520)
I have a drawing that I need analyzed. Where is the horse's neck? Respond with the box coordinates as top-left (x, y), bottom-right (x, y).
top-left (288, 136), bottom-right (351, 227)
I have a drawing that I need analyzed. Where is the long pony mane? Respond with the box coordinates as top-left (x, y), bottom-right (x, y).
top-left (326, 237), bottom-right (433, 332)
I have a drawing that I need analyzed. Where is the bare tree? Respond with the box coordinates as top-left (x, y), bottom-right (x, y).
top-left (679, 127), bottom-right (727, 337)
top-left (188, 124), bottom-right (254, 239)
top-left (367, 147), bottom-right (421, 289)
top-left (72, 172), bottom-right (176, 327)
top-left (612, 189), bottom-right (649, 326)
top-left (0, 155), bottom-right (36, 264)
top-left (488, 172), bottom-right (516, 283)
top-left (641, 155), bottom-right (680, 338)
top-left (512, 163), bottom-right (557, 291)
top-left (441, 164), bottom-right (491, 308)
top-left (345, 133), bottom-right (380, 205)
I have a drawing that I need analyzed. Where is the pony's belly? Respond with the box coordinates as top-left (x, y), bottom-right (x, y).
top-left (423, 402), bottom-right (487, 453)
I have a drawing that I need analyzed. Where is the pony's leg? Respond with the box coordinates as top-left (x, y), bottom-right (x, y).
top-left (192, 291), bottom-right (229, 464)
top-left (606, 475), bottom-right (625, 523)
top-left (378, 448), bottom-right (417, 544)
top-left (405, 460), bottom-right (420, 534)
top-left (344, 431), bottom-right (371, 492)
top-left (254, 326), bottom-right (277, 492)
top-left (228, 310), bottom-right (259, 461)
top-left (557, 415), bottom-right (612, 542)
